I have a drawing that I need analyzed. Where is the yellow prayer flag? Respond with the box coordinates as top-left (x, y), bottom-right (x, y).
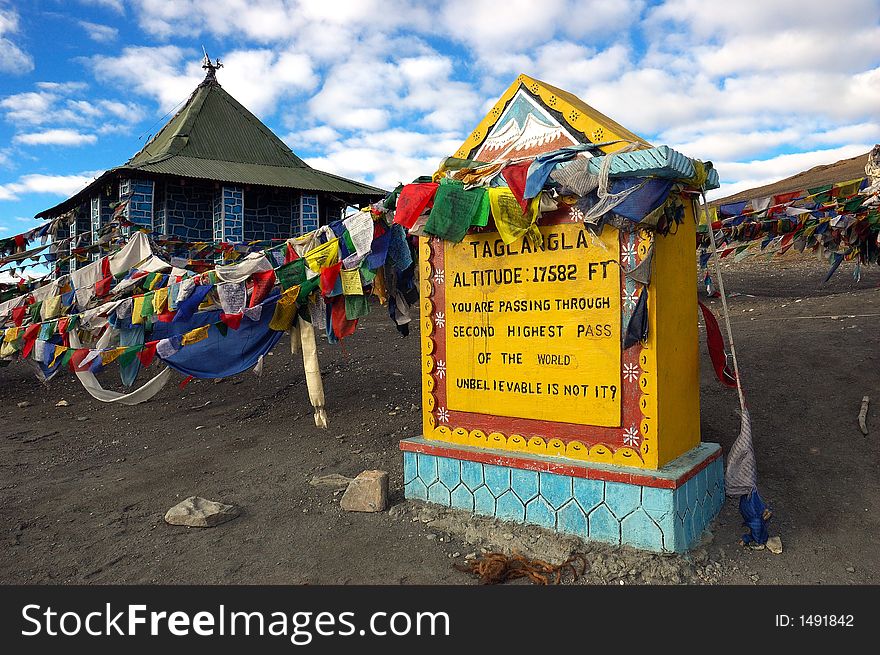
top-left (181, 325), bottom-right (210, 346)
top-left (42, 295), bottom-right (62, 320)
top-left (153, 287), bottom-right (169, 314)
top-left (100, 347), bottom-right (126, 365)
top-left (340, 268), bottom-right (363, 295)
top-left (304, 238), bottom-right (340, 273)
top-left (50, 345), bottom-right (67, 367)
top-left (269, 292), bottom-right (298, 332)
top-left (131, 295), bottom-right (145, 325)
top-left (488, 188), bottom-right (541, 247)
top-left (4, 326), bottom-right (21, 343)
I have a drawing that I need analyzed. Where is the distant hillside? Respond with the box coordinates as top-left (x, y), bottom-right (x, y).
top-left (712, 151), bottom-right (871, 207)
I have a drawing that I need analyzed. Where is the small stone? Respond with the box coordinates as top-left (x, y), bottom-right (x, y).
top-left (452, 552), bottom-right (461, 558)
top-left (846, 566), bottom-right (855, 573)
top-left (426, 534), bottom-right (436, 540)
top-left (76, 416), bottom-right (89, 422)
top-left (309, 473), bottom-right (354, 489)
top-left (164, 496), bottom-right (239, 528)
top-left (766, 536), bottom-right (783, 554)
top-left (16, 401), bottom-right (29, 408)
top-left (340, 470), bottom-right (388, 512)
top-left (55, 400), bottom-right (69, 407)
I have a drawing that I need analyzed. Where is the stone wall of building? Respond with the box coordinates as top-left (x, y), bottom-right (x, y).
top-left (244, 189), bottom-right (296, 242)
top-left (300, 193), bottom-right (319, 233)
top-left (120, 178), bottom-right (154, 231)
top-left (215, 186), bottom-right (244, 243)
top-left (163, 180), bottom-right (214, 241)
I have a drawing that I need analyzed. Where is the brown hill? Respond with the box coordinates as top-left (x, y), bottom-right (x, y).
top-left (712, 151), bottom-right (871, 206)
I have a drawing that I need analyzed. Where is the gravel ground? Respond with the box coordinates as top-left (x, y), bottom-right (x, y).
top-left (0, 254), bottom-right (877, 585)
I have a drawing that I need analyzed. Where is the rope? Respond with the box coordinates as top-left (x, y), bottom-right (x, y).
top-left (454, 552), bottom-right (587, 585)
top-left (699, 190), bottom-right (747, 411)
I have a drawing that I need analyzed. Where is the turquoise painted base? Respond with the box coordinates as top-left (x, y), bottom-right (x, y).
top-left (402, 442), bottom-right (724, 553)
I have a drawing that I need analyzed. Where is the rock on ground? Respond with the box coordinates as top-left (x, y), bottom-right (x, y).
top-left (164, 496), bottom-right (239, 528)
top-left (340, 470), bottom-right (388, 512)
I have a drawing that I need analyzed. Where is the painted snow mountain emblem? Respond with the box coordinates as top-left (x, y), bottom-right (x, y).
top-left (474, 89), bottom-right (578, 162)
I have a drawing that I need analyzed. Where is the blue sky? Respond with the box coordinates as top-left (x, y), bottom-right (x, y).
top-left (1, 0), bottom-right (879, 239)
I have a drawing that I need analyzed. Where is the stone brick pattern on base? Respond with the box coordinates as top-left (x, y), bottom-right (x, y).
top-left (403, 451), bottom-right (724, 553)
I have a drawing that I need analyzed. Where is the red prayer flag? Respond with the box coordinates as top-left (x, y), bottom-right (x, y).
top-left (138, 341), bottom-right (158, 367)
top-left (11, 305), bottom-right (26, 327)
top-left (320, 261), bottom-right (342, 296)
top-left (220, 312), bottom-right (243, 330)
top-left (21, 323), bottom-right (41, 358)
top-left (698, 301), bottom-right (737, 388)
top-left (248, 269), bottom-right (276, 308)
top-left (95, 275), bottom-right (113, 297)
top-left (284, 242), bottom-right (299, 264)
top-left (501, 162), bottom-right (531, 213)
top-left (393, 183), bottom-right (438, 229)
top-left (330, 297), bottom-right (358, 339)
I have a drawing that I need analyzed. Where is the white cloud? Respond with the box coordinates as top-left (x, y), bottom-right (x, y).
top-left (91, 45), bottom-right (317, 117)
top-left (79, 20), bottom-right (119, 43)
top-left (0, 171), bottom-right (101, 202)
top-left (0, 6), bottom-right (34, 74)
top-left (90, 45), bottom-right (203, 112)
top-left (283, 125), bottom-right (341, 148)
top-left (0, 91), bottom-right (55, 125)
top-left (36, 81), bottom-right (89, 93)
top-left (306, 128), bottom-right (465, 190)
top-left (78, 0), bottom-right (125, 14)
top-left (707, 144), bottom-right (873, 200)
top-left (0, 84), bottom-right (147, 143)
top-left (14, 129), bottom-right (98, 146)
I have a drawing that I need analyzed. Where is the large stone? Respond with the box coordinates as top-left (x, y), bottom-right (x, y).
top-left (340, 470), bottom-right (388, 513)
top-left (164, 496), bottom-right (239, 528)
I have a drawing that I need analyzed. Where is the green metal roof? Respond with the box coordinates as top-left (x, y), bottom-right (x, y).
top-left (36, 76), bottom-right (384, 218)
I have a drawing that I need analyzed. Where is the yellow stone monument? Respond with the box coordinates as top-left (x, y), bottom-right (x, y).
top-left (400, 75), bottom-right (723, 552)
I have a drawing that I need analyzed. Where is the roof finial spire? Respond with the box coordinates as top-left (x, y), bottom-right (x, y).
top-left (201, 47), bottom-right (223, 83)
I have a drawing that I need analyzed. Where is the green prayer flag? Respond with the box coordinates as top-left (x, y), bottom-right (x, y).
top-left (471, 189), bottom-right (490, 227)
top-left (117, 345), bottom-right (141, 370)
top-left (296, 275), bottom-right (320, 303)
top-left (425, 180), bottom-right (487, 243)
top-left (359, 261), bottom-right (377, 285)
top-left (343, 230), bottom-right (356, 255)
top-left (215, 321), bottom-right (228, 337)
top-left (345, 294), bottom-right (371, 320)
top-left (277, 258), bottom-right (306, 290)
top-left (808, 184), bottom-right (833, 205)
top-left (61, 348), bottom-right (75, 367)
top-left (141, 292), bottom-right (154, 318)
top-left (29, 301), bottom-right (42, 323)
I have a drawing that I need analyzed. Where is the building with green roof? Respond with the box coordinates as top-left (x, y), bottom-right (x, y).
top-left (36, 56), bottom-right (385, 269)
